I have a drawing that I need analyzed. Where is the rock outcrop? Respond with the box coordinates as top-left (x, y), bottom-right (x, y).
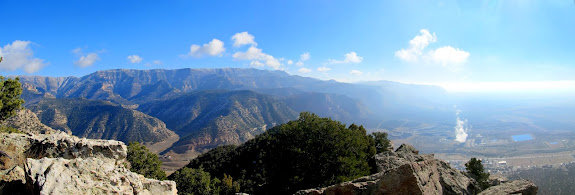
top-left (0, 110), bottom-right (177, 194)
top-left (297, 144), bottom-right (538, 195)
top-left (479, 179), bottom-right (538, 195)
top-left (297, 144), bottom-right (480, 195)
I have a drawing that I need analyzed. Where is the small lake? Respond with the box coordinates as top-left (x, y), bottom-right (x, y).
top-left (512, 134), bottom-right (534, 141)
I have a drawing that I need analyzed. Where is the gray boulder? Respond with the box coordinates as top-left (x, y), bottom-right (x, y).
top-left (296, 144), bottom-right (480, 195)
top-left (479, 179), bottom-right (538, 195)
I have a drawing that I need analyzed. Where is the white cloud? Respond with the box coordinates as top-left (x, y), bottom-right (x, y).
top-left (350, 70), bottom-right (363, 76)
top-left (395, 29), bottom-right (437, 62)
top-left (395, 29), bottom-right (469, 70)
top-left (317, 67), bottom-right (331, 72)
top-left (0, 40), bottom-right (46, 73)
top-left (300, 52), bottom-right (310, 61)
top-left (153, 60), bottom-right (162, 65)
top-left (188, 39), bottom-right (225, 57)
top-left (72, 48), bottom-right (82, 54)
top-left (232, 32), bottom-right (257, 47)
top-left (344, 52), bottom-right (363, 63)
top-left (232, 46), bottom-right (263, 60)
top-left (298, 68), bottom-right (312, 73)
top-left (294, 52), bottom-right (311, 66)
top-left (328, 52), bottom-right (363, 64)
top-left (250, 61), bottom-right (265, 67)
top-left (233, 46), bottom-right (282, 70)
top-left (287, 60), bottom-right (293, 65)
top-left (75, 53), bottom-right (99, 67)
top-left (127, 55), bottom-right (143, 63)
top-left (430, 46), bottom-right (470, 67)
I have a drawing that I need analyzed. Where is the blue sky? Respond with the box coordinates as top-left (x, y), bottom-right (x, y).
top-left (1, 0), bottom-right (574, 92)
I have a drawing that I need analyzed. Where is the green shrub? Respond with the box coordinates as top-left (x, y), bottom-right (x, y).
top-left (0, 126), bottom-right (23, 134)
top-left (169, 167), bottom-right (220, 195)
top-left (127, 142), bottom-right (166, 180)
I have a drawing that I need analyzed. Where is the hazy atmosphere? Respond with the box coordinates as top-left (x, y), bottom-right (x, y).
top-left (1, 1), bottom-right (574, 194)
top-left (2, 0), bottom-right (575, 93)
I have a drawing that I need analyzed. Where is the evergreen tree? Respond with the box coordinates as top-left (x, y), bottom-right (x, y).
top-left (183, 112), bottom-right (381, 194)
top-left (219, 174), bottom-right (240, 195)
top-left (126, 142), bottom-right (167, 180)
top-left (169, 167), bottom-right (221, 195)
top-left (370, 131), bottom-right (391, 154)
top-left (465, 157), bottom-right (490, 190)
top-left (0, 75), bottom-right (25, 121)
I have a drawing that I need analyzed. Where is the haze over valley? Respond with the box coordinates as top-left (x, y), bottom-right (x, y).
top-left (1, 1), bottom-right (575, 194)
top-left (10, 68), bottom-right (575, 174)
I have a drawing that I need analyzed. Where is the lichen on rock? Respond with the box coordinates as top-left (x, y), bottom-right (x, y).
top-left (0, 109), bottom-right (177, 194)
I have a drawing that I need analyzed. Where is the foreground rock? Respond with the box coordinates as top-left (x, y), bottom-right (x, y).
top-left (0, 110), bottom-right (177, 194)
top-left (297, 144), bottom-right (539, 195)
top-left (297, 144), bottom-right (480, 195)
top-left (26, 157), bottom-right (175, 194)
top-left (479, 179), bottom-right (538, 195)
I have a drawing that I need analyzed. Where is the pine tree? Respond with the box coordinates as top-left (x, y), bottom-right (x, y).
top-left (126, 142), bottom-right (167, 180)
top-left (465, 157), bottom-right (490, 190)
top-left (0, 75), bottom-right (25, 121)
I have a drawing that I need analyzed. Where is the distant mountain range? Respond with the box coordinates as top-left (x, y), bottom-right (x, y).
top-left (16, 68), bottom-right (450, 155)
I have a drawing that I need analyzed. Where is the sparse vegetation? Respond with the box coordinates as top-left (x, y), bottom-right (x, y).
top-left (127, 142), bottom-right (167, 180)
top-left (508, 163), bottom-right (575, 195)
top-left (465, 157), bottom-right (490, 190)
top-left (0, 126), bottom-right (23, 134)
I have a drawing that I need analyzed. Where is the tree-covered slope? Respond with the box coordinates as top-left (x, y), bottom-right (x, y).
top-left (138, 90), bottom-right (298, 153)
top-left (171, 112), bottom-right (380, 194)
top-left (28, 98), bottom-right (177, 144)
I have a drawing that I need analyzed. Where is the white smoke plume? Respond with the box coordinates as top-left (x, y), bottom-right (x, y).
top-left (454, 109), bottom-right (469, 143)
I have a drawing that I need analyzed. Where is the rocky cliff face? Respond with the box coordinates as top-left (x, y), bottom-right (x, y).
top-left (479, 179), bottom-right (538, 195)
top-left (297, 144), bottom-right (537, 195)
top-left (0, 110), bottom-right (177, 194)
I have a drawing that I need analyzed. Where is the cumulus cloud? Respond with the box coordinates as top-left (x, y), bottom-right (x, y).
top-left (328, 52), bottom-right (363, 64)
top-left (233, 46), bottom-right (282, 70)
top-left (295, 61), bottom-right (304, 66)
top-left (395, 29), bottom-right (437, 62)
top-left (287, 60), bottom-right (293, 65)
top-left (153, 60), bottom-right (162, 65)
top-left (431, 46), bottom-right (470, 67)
top-left (350, 70), bottom-right (363, 76)
top-left (298, 68), bottom-right (312, 73)
top-left (395, 29), bottom-right (469, 69)
top-left (250, 60), bottom-right (265, 67)
top-left (0, 40), bottom-right (46, 73)
top-left (232, 32), bottom-right (257, 47)
top-left (75, 53), bottom-right (99, 67)
top-left (188, 39), bottom-right (225, 57)
top-left (317, 67), bottom-right (331, 72)
top-left (127, 55), bottom-right (143, 63)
